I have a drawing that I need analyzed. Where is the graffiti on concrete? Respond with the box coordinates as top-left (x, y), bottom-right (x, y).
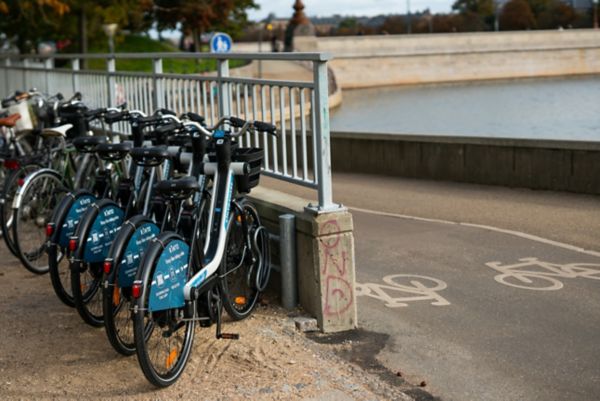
top-left (486, 257), bottom-right (600, 291)
top-left (320, 220), bottom-right (354, 317)
top-left (356, 274), bottom-right (451, 308)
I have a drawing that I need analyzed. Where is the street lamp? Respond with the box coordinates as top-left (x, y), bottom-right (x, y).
top-left (102, 23), bottom-right (118, 54)
top-left (406, 0), bottom-right (412, 34)
top-left (257, 21), bottom-right (273, 78)
top-left (594, 0), bottom-right (599, 29)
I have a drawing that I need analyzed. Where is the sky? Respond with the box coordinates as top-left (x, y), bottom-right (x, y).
top-left (247, 0), bottom-right (455, 21)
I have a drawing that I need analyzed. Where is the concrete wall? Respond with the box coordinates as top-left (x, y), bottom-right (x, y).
top-left (295, 30), bottom-right (600, 88)
top-left (330, 131), bottom-right (600, 194)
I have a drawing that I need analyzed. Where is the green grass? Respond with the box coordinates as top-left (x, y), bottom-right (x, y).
top-left (85, 34), bottom-right (247, 73)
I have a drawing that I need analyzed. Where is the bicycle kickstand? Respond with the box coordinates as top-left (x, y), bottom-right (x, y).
top-left (215, 292), bottom-right (239, 340)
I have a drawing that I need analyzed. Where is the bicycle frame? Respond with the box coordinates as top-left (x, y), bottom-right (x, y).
top-left (183, 136), bottom-right (246, 301)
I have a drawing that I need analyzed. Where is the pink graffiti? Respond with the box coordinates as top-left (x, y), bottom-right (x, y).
top-left (320, 220), bottom-right (353, 316)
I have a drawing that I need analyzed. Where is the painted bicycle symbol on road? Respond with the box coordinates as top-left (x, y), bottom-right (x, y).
top-left (485, 257), bottom-right (600, 291)
top-left (355, 274), bottom-right (451, 307)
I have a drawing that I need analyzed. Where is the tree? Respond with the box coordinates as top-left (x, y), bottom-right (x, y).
top-left (152, 0), bottom-right (258, 51)
top-left (452, 0), bottom-right (496, 30)
top-left (0, 0), bottom-right (71, 52)
top-left (535, 0), bottom-right (576, 29)
top-left (500, 0), bottom-right (536, 30)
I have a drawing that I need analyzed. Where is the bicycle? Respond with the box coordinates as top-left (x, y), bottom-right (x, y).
top-left (131, 116), bottom-right (273, 387)
top-left (9, 99), bottom-right (110, 274)
top-left (102, 112), bottom-right (208, 355)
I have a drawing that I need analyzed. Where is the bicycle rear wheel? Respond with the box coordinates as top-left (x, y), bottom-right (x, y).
top-left (12, 170), bottom-right (67, 274)
top-left (0, 163), bottom-right (40, 257)
top-left (134, 233), bottom-right (195, 387)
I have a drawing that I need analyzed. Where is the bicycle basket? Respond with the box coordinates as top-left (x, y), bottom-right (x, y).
top-left (233, 147), bottom-right (264, 193)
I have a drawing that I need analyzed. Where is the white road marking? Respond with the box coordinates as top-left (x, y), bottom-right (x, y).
top-left (356, 274), bottom-right (451, 307)
top-left (485, 257), bottom-right (600, 291)
top-left (348, 205), bottom-right (600, 258)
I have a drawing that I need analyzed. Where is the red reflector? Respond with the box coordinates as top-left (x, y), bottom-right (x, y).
top-left (68, 238), bottom-right (77, 252)
top-left (132, 281), bottom-right (142, 299)
top-left (46, 223), bottom-right (54, 238)
top-left (3, 159), bottom-right (20, 170)
top-left (17, 178), bottom-right (24, 187)
top-left (103, 260), bottom-right (112, 274)
top-left (4, 160), bottom-right (19, 169)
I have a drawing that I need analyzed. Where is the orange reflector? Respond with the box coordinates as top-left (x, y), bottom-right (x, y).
top-left (112, 286), bottom-right (120, 306)
top-left (234, 296), bottom-right (246, 305)
top-left (166, 349), bottom-right (178, 369)
top-left (236, 215), bottom-right (242, 223)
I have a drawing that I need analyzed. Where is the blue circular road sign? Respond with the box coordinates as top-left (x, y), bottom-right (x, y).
top-left (210, 32), bottom-right (233, 53)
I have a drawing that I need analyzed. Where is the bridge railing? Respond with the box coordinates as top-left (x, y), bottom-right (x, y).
top-left (0, 52), bottom-right (338, 213)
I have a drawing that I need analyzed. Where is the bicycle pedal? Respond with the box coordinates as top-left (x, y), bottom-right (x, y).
top-left (218, 333), bottom-right (239, 340)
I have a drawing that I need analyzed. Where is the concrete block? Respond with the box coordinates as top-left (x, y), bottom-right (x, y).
top-left (293, 316), bottom-right (319, 332)
top-left (249, 187), bottom-right (358, 333)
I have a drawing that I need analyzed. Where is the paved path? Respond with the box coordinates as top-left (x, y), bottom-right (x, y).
top-left (264, 173), bottom-right (600, 400)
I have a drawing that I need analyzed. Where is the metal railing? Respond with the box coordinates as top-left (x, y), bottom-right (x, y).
top-left (0, 52), bottom-right (339, 213)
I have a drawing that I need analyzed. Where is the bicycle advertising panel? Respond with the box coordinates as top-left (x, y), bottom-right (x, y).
top-left (118, 223), bottom-right (160, 287)
top-left (58, 194), bottom-right (96, 248)
top-left (149, 240), bottom-right (190, 312)
top-left (83, 205), bottom-right (124, 263)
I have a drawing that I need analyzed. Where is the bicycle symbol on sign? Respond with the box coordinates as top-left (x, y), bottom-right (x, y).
top-left (485, 257), bottom-right (600, 291)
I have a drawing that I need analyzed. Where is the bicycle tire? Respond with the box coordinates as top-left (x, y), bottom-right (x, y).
top-left (0, 163), bottom-right (41, 257)
top-left (103, 216), bottom-right (160, 356)
top-left (134, 232), bottom-right (195, 387)
top-left (12, 169), bottom-right (67, 274)
top-left (218, 201), bottom-right (262, 321)
top-left (48, 190), bottom-right (96, 307)
top-left (494, 273), bottom-right (563, 291)
top-left (71, 199), bottom-right (124, 327)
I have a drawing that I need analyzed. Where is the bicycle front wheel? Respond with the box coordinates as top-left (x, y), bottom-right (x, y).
top-left (12, 170), bottom-right (67, 274)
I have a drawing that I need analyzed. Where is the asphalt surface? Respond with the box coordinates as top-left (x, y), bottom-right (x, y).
top-left (263, 173), bottom-right (600, 401)
top-left (353, 210), bottom-right (600, 401)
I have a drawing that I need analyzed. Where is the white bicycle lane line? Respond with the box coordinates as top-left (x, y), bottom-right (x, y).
top-left (348, 205), bottom-right (600, 259)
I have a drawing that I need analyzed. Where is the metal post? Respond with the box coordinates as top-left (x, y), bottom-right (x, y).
top-left (22, 58), bottom-right (29, 90)
top-left (152, 58), bottom-right (164, 110)
top-left (44, 58), bottom-right (53, 94)
top-left (107, 57), bottom-right (116, 106)
top-left (71, 59), bottom-right (80, 93)
top-left (280, 214), bottom-right (297, 310)
top-left (306, 60), bottom-right (339, 213)
top-left (217, 58), bottom-right (230, 118)
top-left (4, 58), bottom-right (10, 95)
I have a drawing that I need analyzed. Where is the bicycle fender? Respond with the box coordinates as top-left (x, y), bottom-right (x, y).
top-left (12, 168), bottom-right (68, 209)
top-left (49, 190), bottom-right (96, 248)
top-left (106, 215), bottom-right (159, 288)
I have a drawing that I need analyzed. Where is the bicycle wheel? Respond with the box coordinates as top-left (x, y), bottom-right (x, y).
top-left (0, 163), bottom-right (40, 257)
top-left (71, 200), bottom-right (124, 327)
top-left (218, 201), bottom-right (263, 321)
top-left (134, 233), bottom-right (195, 387)
top-left (48, 191), bottom-right (96, 307)
top-left (12, 169), bottom-right (67, 274)
top-left (494, 273), bottom-right (563, 291)
top-left (104, 216), bottom-right (160, 356)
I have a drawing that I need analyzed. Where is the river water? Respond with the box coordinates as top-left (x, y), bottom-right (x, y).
top-left (329, 76), bottom-right (600, 141)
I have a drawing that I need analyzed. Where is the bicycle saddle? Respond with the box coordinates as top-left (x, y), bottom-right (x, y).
top-left (72, 135), bottom-right (107, 153)
top-left (96, 142), bottom-right (132, 161)
top-left (154, 176), bottom-right (199, 200)
top-left (41, 124), bottom-right (73, 138)
top-left (130, 146), bottom-right (170, 167)
top-left (0, 113), bottom-right (21, 128)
